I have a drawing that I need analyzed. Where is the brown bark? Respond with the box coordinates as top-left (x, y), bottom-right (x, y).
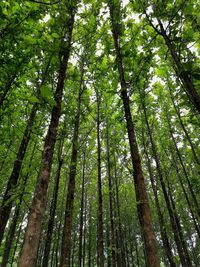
top-left (167, 180), bottom-right (192, 266)
top-left (108, 1), bottom-right (159, 266)
top-left (0, 55), bottom-right (52, 244)
top-left (166, 112), bottom-right (200, 219)
top-left (18, 7), bottom-right (75, 266)
top-left (88, 204), bottom-right (92, 267)
top-left (169, 86), bottom-right (200, 165)
top-left (169, 147), bottom-right (200, 238)
top-left (157, 17), bottom-right (200, 113)
top-left (1, 142), bottom-right (37, 267)
top-left (106, 121), bottom-right (117, 267)
top-left (78, 150), bottom-right (86, 267)
top-left (113, 153), bottom-right (126, 267)
top-left (141, 93), bottom-right (190, 266)
top-left (96, 89), bottom-right (104, 267)
top-left (42, 156), bottom-right (63, 267)
top-left (142, 135), bottom-right (175, 266)
top-left (0, 103), bottom-right (38, 245)
top-left (60, 64), bottom-right (84, 267)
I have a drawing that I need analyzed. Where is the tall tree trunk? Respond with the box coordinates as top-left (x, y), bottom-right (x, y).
top-left (106, 121), bottom-right (116, 267)
top-left (166, 112), bottom-right (200, 218)
top-left (141, 92), bottom-right (190, 266)
top-left (0, 55), bottom-right (52, 245)
top-left (167, 179), bottom-right (192, 266)
top-left (142, 132), bottom-right (175, 266)
top-left (88, 203), bottom-right (92, 267)
top-left (113, 153), bottom-right (126, 267)
top-left (78, 150), bottom-right (86, 267)
top-left (60, 62), bottom-right (84, 267)
top-left (83, 192), bottom-right (87, 267)
top-left (42, 153), bottom-right (63, 267)
top-left (1, 142), bottom-right (37, 267)
top-left (108, 1), bottom-right (159, 266)
top-left (0, 103), bottom-right (38, 245)
top-left (157, 17), bottom-right (200, 113)
top-left (169, 86), bottom-right (199, 165)
top-left (10, 217), bottom-right (23, 267)
top-left (18, 6), bottom-right (76, 266)
top-left (169, 145), bottom-right (200, 238)
top-left (96, 89), bottom-right (104, 267)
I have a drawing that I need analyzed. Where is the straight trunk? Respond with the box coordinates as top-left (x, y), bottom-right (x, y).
top-left (113, 154), bottom-right (126, 267)
top-left (96, 90), bottom-right (104, 267)
top-left (169, 147), bottom-right (200, 238)
top-left (167, 181), bottom-right (192, 266)
top-left (1, 142), bottom-right (37, 267)
top-left (18, 7), bottom-right (75, 266)
top-left (0, 103), bottom-right (38, 245)
top-left (60, 64), bottom-right (84, 267)
top-left (42, 157), bottom-right (63, 267)
top-left (108, 1), bottom-right (159, 266)
top-left (141, 95), bottom-right (189, 266)
top-left (78, 150), bottom-right (86, 267)
top-left (0, 55), bottom-right (51, 244)
top-left (157, 18), bottom-right (200, 113)
top-left (142, 136), bottom-right (175, 266)
top-left (106, 121), bottom-right (116, 267)
top-left (169, 87), bottom-right (199, 165)
top-left (166, 112), bottom-right (200, 218)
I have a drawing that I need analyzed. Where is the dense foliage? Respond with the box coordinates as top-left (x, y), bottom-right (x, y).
top-left (0, 0), bottom-right (199, 266)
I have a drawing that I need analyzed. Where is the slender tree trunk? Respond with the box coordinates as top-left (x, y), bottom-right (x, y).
top-left (167, 180), bottom-right (192, 266)
top-left (142, 135), bottom-right (176, 266)
top-left (10, 218), bottom-right (23, 267)
top-left (0, 56), bottom-right (27, 108)
top-left (166, 112), bottom-right (200, 218)
top-left (106, 213), bottom-right (111, 267)
top-left (60, 62), bottom-right (84, 267)
top-left (113, 153), bottom-right (126, 267)
top-left (140, 93), bottom-right (176, 266)
top-left (88, 204), bottom-right (92, 267)
top-left (108, 1), bottom-right (159, 266)
top-left (0, 55), bottom-right (52, 244)
top-left (83, 193), bottom-right (87, 267)
top-left (18, 7), bottom-right (76, 266)
top-left (42, 155), bottom-right (63, 267)
top-left (169, 85), bottom-right (199, 165)
top-left (96, 89), bottom-right (104, 267)
top-left (106, 121), bottom-right (116, 267)
top-left (169, 146), bottom-right (200, 238)
top-left (0, 103), bottom-right (37, 245)
top-left (1, 142), bottom-right (37, 267)
top-left (78, 150), bottom-right (86, 267)
top-left (156, 17), bottom-right (200, 113)
top-left (141, 93), bottom-right (190, 266)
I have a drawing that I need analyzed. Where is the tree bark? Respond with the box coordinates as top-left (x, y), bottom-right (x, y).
top-left (0, 55), bottom-right (52, 245)
top-left (108, 1), bottom-right (159, 266)
top-left (60, 62), bottom-right (84, 267)
top-left (1, 142), bottom-right (37, 267)
top-left (42, 155), bottom-right (63, 267)
top-left (157, 17), bottom-right (200, 113)
top-left (96, 88), bottom-right (104, 267)
top-left (106, 121), bottom-right (117, 267)
top-left (141, 91), bottom-right (190, 266)
top-left (18, 6), bottom-right (76, 266)
top-left (0, 103), bottom-right (38, 245)
top-left (169, 86), bottom-right (199, 165)
top-left (78, 150), bottom-right (86, 267)
top-left (142, 134), bottom-right (176, 266)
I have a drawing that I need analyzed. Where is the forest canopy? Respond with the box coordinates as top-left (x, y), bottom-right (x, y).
top-left (0, 0), bottom-right (200, 266)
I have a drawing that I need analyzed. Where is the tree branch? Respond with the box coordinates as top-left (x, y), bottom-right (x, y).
top-left (27, 0), bottom-right (60, 5)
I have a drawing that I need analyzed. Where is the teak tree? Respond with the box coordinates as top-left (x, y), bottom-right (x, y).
top-left (0, 0), bottom-right (199, 266)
